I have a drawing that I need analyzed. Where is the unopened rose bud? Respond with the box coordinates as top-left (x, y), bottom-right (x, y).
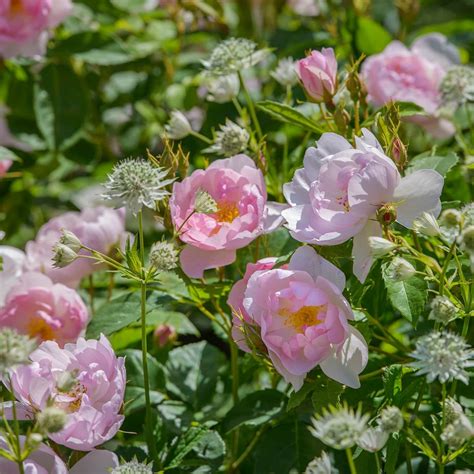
top-left (37, 406), bottom-right (67, 434)
top-left (413, 212), bottom-right (441, 237)
top-left (52, 244), bottom-right (77, 268)
top-left (376, 204), bottom-right (397, 227)
top-left (58, 229), bottom-right (82, 252)
top-left (386, 257), bottom-right (416, 281)
top-left (153, 324), bottom-right (177, 348)
top-left (391, 137), bottom-right (407, 168)
top-left (369, 237), bottom-right (398, 258)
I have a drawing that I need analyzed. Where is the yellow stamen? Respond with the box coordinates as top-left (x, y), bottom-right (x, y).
top-left (28, 319), bottom-right (55, 341)
top-left (215, 201), bottom-right (240, 223)
top-left (285, 305), bottom-right (325, 333)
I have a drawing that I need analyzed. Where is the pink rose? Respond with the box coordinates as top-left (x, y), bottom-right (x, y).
top-left (0, 0), bottom-right (73, 59)
top-left (0, 159), bottom-right (12, 177)
top-left (170, 154), bottom-right (285, 278)
top-left (239, 246), bottom-right (368, 391)
top-left (8, 335), bottom-right (126, 451)
top-left (0, 437), bottom-right (118, 474)
top-left (0, 272), bottom-right (89, 346)
top-left (228, 257), bottom-right (278, 352)
top-left (154, 324), bottom-right (177, 347)
top-left (25, 206), bottom-right (128, 288)
top-left (296, 48), bottom-right (338, 102)
top-left (282, 129), bottom-right (444, 282)
top-left (361, 34), bottom-right (460, 138)
top-left (0, 245), bottom-right (25, 306)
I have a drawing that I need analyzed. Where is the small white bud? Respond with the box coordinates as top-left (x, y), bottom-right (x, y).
top-left (444, 397), bottom-right (464, 425)
top-left (165, 110), bottom-right (193, 140)
top-left (386, 257), bottom-right (416, 281)
top-left (58, 229), bottom-right (82, 252)
top-left (205, 74), bottom-right (240, 103)
top-left (37, 406), bottom-right (67, 434)
top-left (368, 237), bottom-right (398, 258)
top-left (27, 433), bottom-right (43, 449)
top-left (377, 406), bottom-right (404, 433)
top-left (429, 296), bottom-right (458, 324)
top-left (52, 243), bottom-right (78, 268)
top-left (357, 426), bottom-right (389, 452)
top-left (205, 119), bottom-right (249, 157)
top-left (441, 413), bottom-right (474, 449)
top-left (194, 189), bottom-right (218, 214)
top-left (412, 212), bottom-right (441, 237)
top-left (149, 242), bottom-right (179, 272)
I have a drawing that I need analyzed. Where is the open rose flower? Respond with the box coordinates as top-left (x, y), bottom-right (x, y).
top-left (24, 206), bottom-right (128, 288)
top-left (0, 245), bottom-right (25, 306)
top-left (295, 48), bottom-right (338, 102)
top-left (170, 154), bottom-right (286, 278)
top-left (0, 0), bottom-right (73, 59)
top-left (234, 246), bottom-right (367, 391)
top-left (7, 335), bottom-right (125, 451)
top-left (361, 33), bottom-right (460, 138)
top-left (282, 129), bottom-right (444, 282)
top-left (0, 272), bottom-right (89, 346)
top-left (0, 437), bottom-right (118, 474)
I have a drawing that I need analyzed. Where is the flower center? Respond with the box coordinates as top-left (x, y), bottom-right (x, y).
top-left (215, 201), bottom-right (240, 223)
top-left (10, 0), bottom-right (23, 14)
top-left (28, 319), bottom-right (55, 341)
top-left (56, 382), bottom-right (87, 413)
top-left (285, 305), bottom-right (324, 333)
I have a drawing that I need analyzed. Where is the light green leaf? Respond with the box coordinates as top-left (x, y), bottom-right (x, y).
top-left (407, 152), bottom-right (459, 177)
top-left (356, 17), bottom-right (392, 55)
top-left (146, 310), bottom-right (200, 336)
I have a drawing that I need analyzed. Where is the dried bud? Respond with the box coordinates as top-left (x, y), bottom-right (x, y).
top-left (376, 204), bottom-right (397, 227)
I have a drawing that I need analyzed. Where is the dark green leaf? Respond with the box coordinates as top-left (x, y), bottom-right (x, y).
top-left (164, 425), bottom-right (210, 469)
top-left (122, 349), bottom-right (166, 390)
top-left (311, 377), bottom-right (344, 413)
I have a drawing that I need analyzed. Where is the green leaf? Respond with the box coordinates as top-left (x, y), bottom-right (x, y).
top-left (382, 264), bottom-right (427, 326)
top-left (311, 377), bottom-right (344, 413)
top-left (0, 146), bottom-right (21, 162)
top-left (382, 364), bottom-right (403, 402)
top-left (355, 17), bottom-right (392, 55)
top-left (256, 101), bottom-right (323, 134)
top-left (221, 389), bottom-right (286, 433)
top-left (86, 293), bottom-right (141, 339)
top-left (407, 152), bottom-right (459, 177)
top-left (165, 342), bottom-right (227, 410)
top-left (385, 435), bottom-right (400, 474)
top-left (124, 387), bottom-right (165, 416)
top-left (146, 310), bottom-right (200, 336)
top-left (33, 63), bottom-right (89, 151)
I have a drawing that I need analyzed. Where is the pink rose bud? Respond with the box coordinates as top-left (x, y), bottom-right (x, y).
top-left (0, 159), bottom-right (12, 178)
top-left (296, 48), bottom-right (338, 102)
top-left (154, 324), bottom-right (177, 348)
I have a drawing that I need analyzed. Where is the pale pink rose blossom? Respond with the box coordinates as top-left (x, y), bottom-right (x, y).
top-left (361, 34), bottom-right (460, 138)
top-left (0, 272), bottom-right (89, 346)
top-left (282, 129), bottom-right (444, 282)
top-left (24, 206), bottom-right (128, 288)
top-left (295, 48), bottom-right (338, 102)
top-left (0, 245), bottom-right (25, 306)
top-left (8, 335), bottom-right (126, 451)
top-left (239, 246), bottom-right (368, 391)
top-left (170, 154), bottom-right (286, 278)
top-left (0, 0), bottom-right (73, 59)
top-left (0, 437), bottom-right (119, 474)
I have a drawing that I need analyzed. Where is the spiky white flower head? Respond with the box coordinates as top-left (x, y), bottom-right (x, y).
top-left (368, 236), bottom-right (398, 258)
top-left (444, 397), bottom-right (464, 425)
top-left (304, 451), bottom-right (338, 474)
top-left (202, 37), bottom-right (269, 75)
top-left (429, 296), bottom-right (458, 324)
top-left (309, 404), bottom-right (369, 450)
top-left (58, 229), bottom-right (82, 252)
top-left (0, 328), bottom-right (36, 373)
top-left (459, 225), bottom-right (474, 254)
top-left (357, 426), bottom-right (389, 452)
top-left (385, 257), bottom-right (416, 281)
top-left (52, 243), bottom-right (78, 268)
top-left (441, 413), bottom-right (474, 450)
top-left (413, 212), bottom-right (441, 237)
top-left (271, 57), bottom-right (299, 87)
top-left (205, 119), bottom-right (249, 157)
top-left (440, 208), bottom-right (462, 227)
top-left (111, 459), bottom-right (153, 474)
top-left (165, 110), bottom-right (193, 139)
top-left (149, 241), bottom-right (179, 272)
top-left (102, 158), bottom-right (174, 216)
top-left (36, 406), bottom-right (67, 434)
top-left (205, 73), bottom-right (240, 103)
top-left (194, 189), bottom-right (218, 214)
top-left (410, 331), bottom-right (474, 384)
top-left (462, 203), bottom-right (474, 227)
top-left (377, 406), bottom-right (404, 433)
top-left (440, 66), bottom-right (474, 109)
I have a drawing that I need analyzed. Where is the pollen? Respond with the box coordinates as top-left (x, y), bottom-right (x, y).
top-left (285, 305), bottom-right (324, 333)
top-left (215, 201), bottom-right (240, 223)
top-left (28, 319), bottom-right (55, 342)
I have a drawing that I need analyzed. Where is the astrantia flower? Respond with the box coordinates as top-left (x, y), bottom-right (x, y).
top-left (0, 328), bottom-right (36, 374)
top-left (309, 404), bottom-right (369, 450)
top-left (194, 189), bottom-right (218, 214)
top-left (429, 296), bottom-right (458, 324)
top-left (103, 158), bottom-right (174, 216)
top-left (282, 129), bottom-right (444, 282)
top-left (205, 119), bottom-right (250, 157)
top-left (357, 426), bottom-right (389, 452)
top-left (52, 243), bottom-right (78, 268)
top-left (441, 413), bottom-right (474, 449)
top-left (444, 397), bottom-right (464, 425)
top-left (440, 66), bottom-right (474, 110)
top-left (304, 451), bottom-right (338, 474)
top-left (368, 237), bottom-right (398, 258)
top-left (410, 331), bottom-right (474, 384)
top-left (205, 73), bottom-right (240, 103)
top-left (271, 57), bottom-right (299, 87)
top-left (462, 203), bottom-right (474, 227)
top-left (202, 37), bottom-right (269, 75)
top-left (112, 459), bottom-right (153, 474)
top-left (377, 406), bottom-right (404, 433)
top-left (149, 241), bottom-right (179, 271)
top-left (165, 110), bottom-right (193, 140)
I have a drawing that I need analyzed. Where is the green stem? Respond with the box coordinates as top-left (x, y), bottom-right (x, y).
top-left (138, 211), bottom-right (157, 465)
top-left (190, 130), bottom-right (213, 145)
top-left (345, 447), bottom-right (357, 474)
top-left (439, 240), bottom-right (456, 296)
top-left (8, 378), bottom-right (24, 474)
top-left (439, 384), bottom-right (447, 473)
top-left (237, 71), bottom-right (263, 141)
top-left (374, 451), bottom-right (382, 473)
top-left (231, 426), bottom-right (266, 471)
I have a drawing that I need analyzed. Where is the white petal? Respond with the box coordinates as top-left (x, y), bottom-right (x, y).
top-left (355, 128), bottom-right (384, 152)
top-left (352, 219), bottom-right (382, 283)
top-left (289, 246), bottom-right (346, 291)
top-left (394, 169), bottom-right (444, 228)
top-left (320, 326), bottom-right (369, 388)
top-left (263, 202), bottom-right (290, 233)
